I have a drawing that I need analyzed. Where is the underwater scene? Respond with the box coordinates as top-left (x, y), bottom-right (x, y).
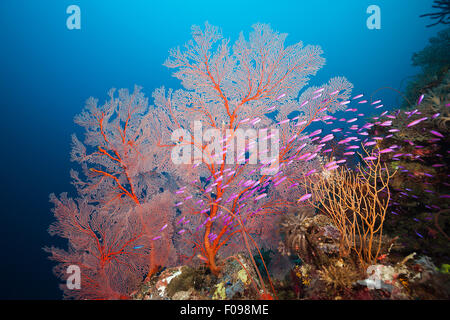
top-left (1, 0), bottom-right (449, 304)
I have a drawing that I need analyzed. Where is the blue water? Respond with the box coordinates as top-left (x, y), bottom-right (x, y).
top-left (0, 0), bottom-right (445, 299)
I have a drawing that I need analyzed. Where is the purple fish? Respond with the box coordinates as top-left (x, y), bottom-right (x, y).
top-left (274, 176), bottom-right (287, 186)
top-left (325, 161), bottom-right (337, 168)
top-left (320, 134), bottom-right (334, 143)
top-left (276, 93), bottom-right (286, 100)
top-left (432, 113), bottom-right (440, 119)
top-left (407, 117), bottom-right (427, 127)
top-left (305, 153), bottom-right (318, 161)
top-left (309, 129), bottom-right (322, 137)
top-left (255, 193), bottom-right (267, 201)
top-left (429, 130), bottom-right (444, 138)
top-left (313, 87), bottom-right (325, 94)
top-left (417, 94), bottom-right (425, 105)
top-left (298, 193), bottom-right (312, 202)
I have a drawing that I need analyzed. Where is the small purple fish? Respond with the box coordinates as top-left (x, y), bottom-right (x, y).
top-left (298, 193), bottom-right (312, 202)
top-left (429, 130), bottom-right (444, 138)
top-left (320, 134), bottom-right (334, 143)
top-left (380, 120), bottom-right (392, 127)
top-left (313, 87), bottom-right (325, 94)
top-left (407, 117), bottom-right (427, 127)
top-left (325, 161), bottom-right (337, 168)
top-left (254, 193), bottom-right (267, 201)
top-left (417, 94), bottom-right (425, 105)
top-left (276, 93), bottom-right (286, 100)
top-left (432, 113), bottom-right (440, 119)
top-left (274, 176), bottom-right (287, 186)
top-left (305, 153), bottom-right (318, 161)
top-left (309, 129), bottom-right (322, 137)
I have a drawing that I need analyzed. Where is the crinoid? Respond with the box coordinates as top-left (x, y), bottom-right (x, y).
top-left (318, 258), bottom-right (361, 292)
top-left (280, 207), bottom-right (314, 257)
top-left (427, 71), bottom-right (450, 131)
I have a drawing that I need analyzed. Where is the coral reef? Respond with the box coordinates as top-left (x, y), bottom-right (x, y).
top-left (46, 22), bottom-right (450, 301)
top-left (280, 208), bottom-right (340, 266)
top-left (403, 28), bottom-right (449, 109)
top-left (132, 254), bottom-right (264, 300)
top-left (371, 71), bottom-right (450, 267)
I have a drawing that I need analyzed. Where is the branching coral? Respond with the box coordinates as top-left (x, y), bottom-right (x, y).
top-left (308, 147), bottom-right (395, 268)
top-left (420, 0), bottom-right (450, 27)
